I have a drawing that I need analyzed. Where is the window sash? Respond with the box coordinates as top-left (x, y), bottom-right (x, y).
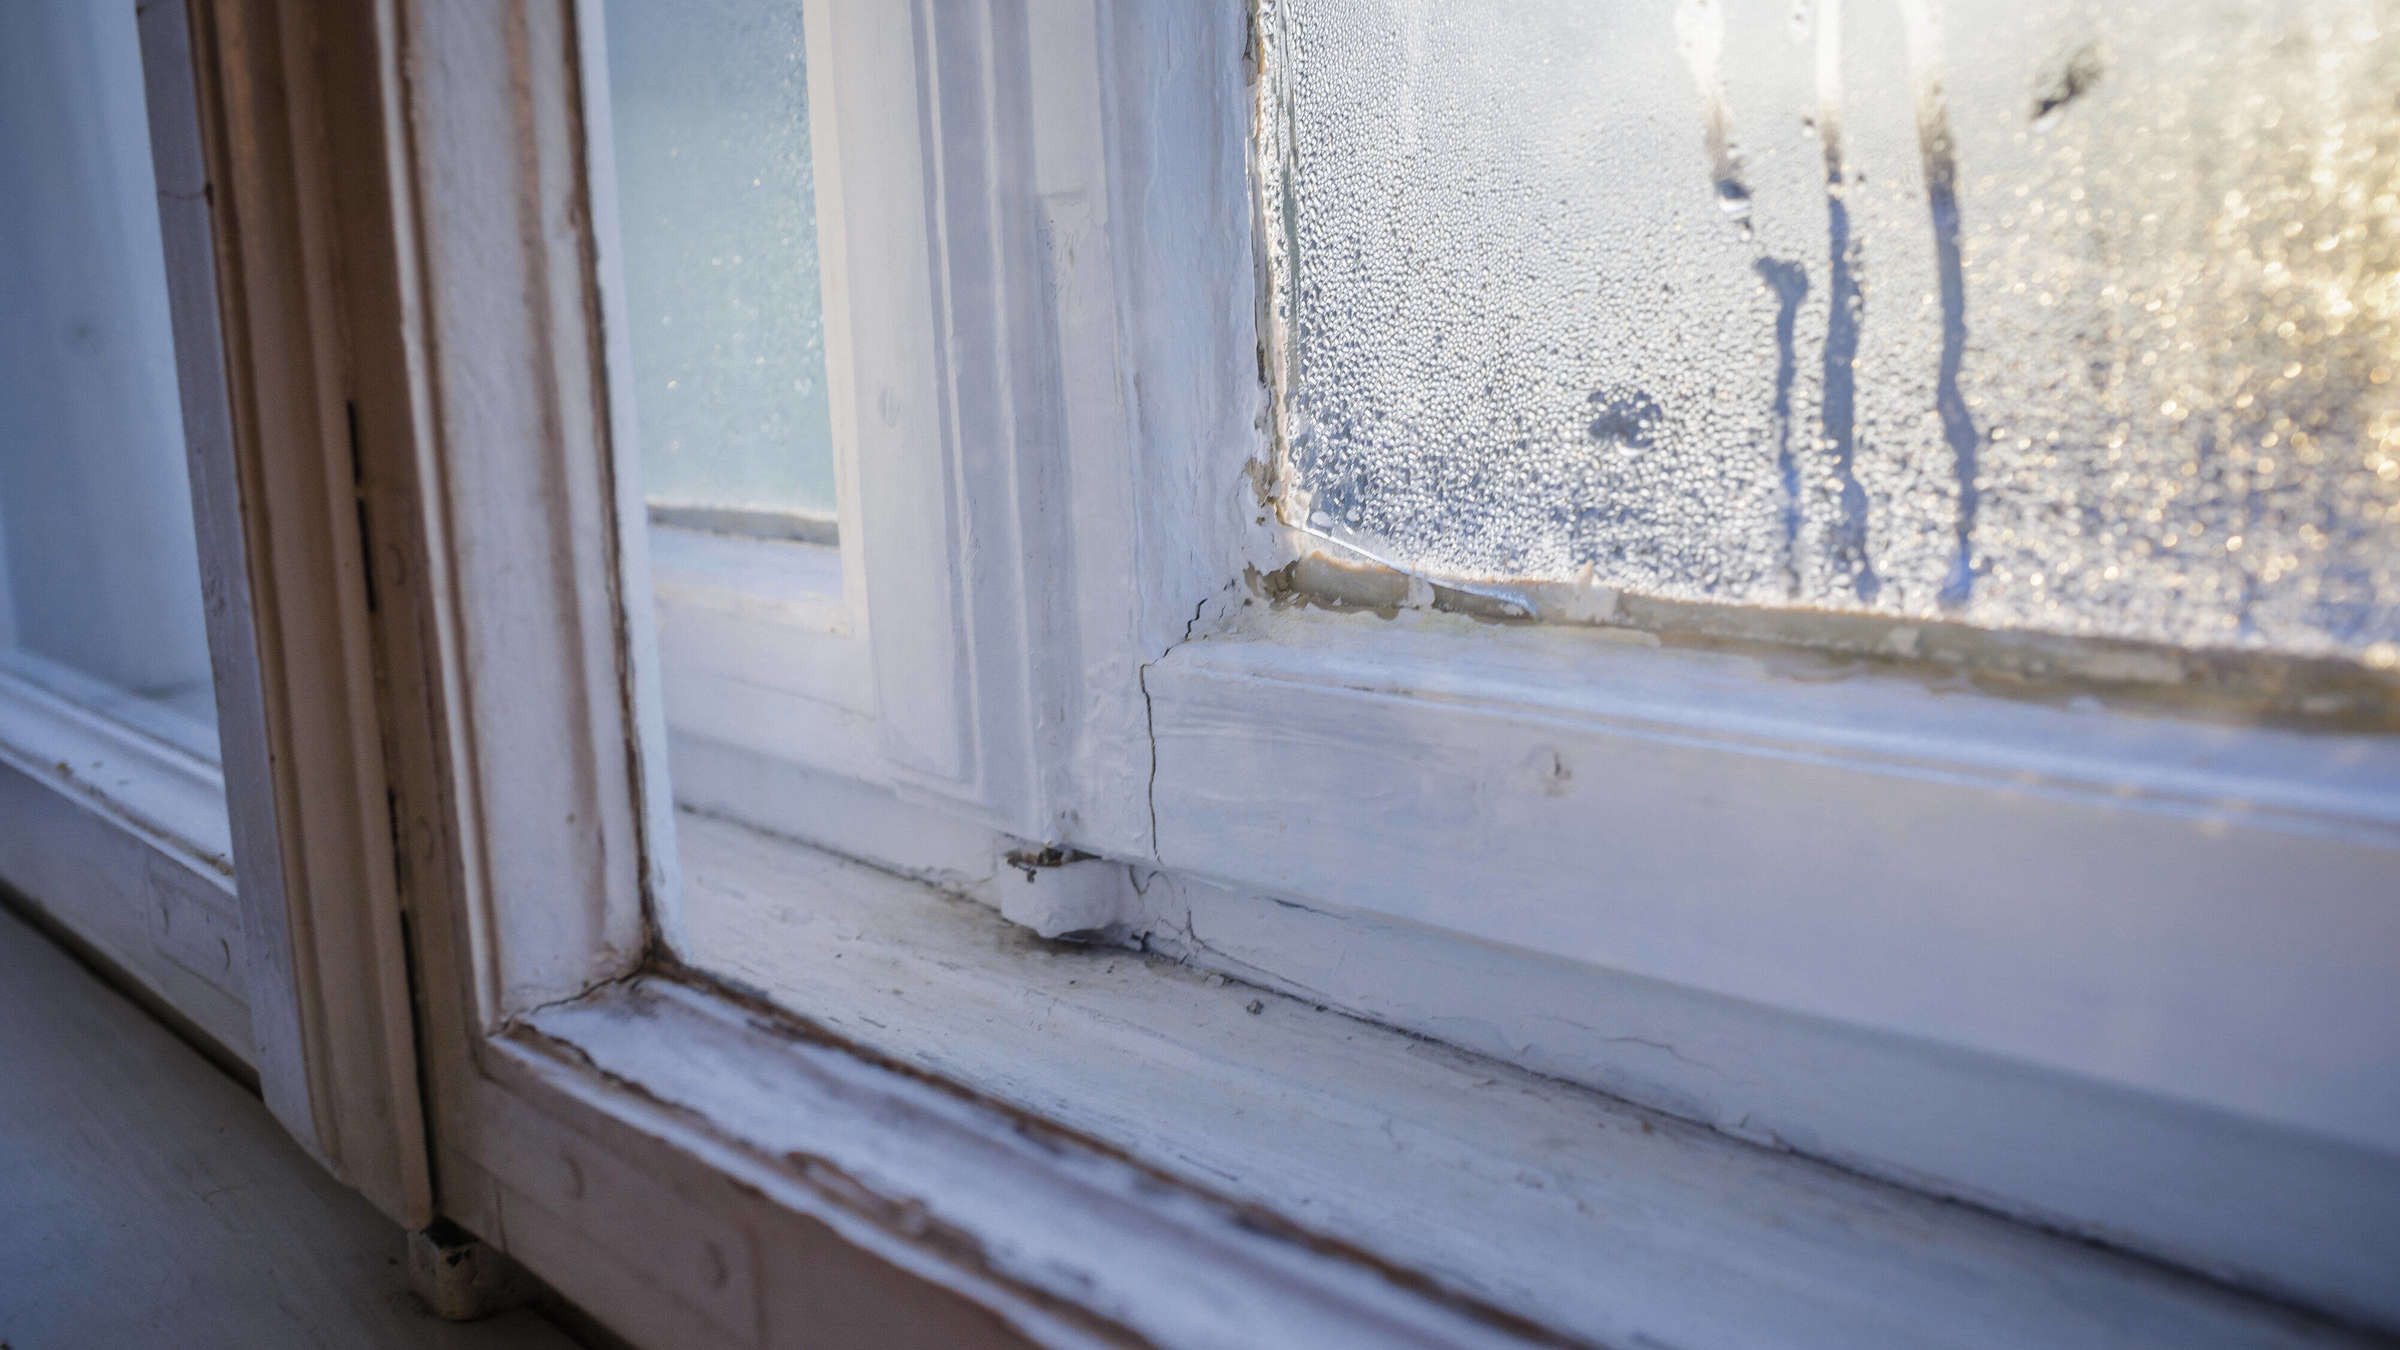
top-left (699, 1), bottom-right (2400, 1320)
top-left (191, 0), bottom-right (2400, 1340)
top-left (587, 0), bottom-right (2400, 1315)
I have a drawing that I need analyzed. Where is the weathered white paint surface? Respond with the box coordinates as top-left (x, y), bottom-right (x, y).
top-left (1154, 607), bottom-right (2400, 1149)
top-left (135, 0), bottom-right (323, 1196)
top-left (0, 661), bottom-right (248, 1063)
top-left (520, 986), bottom-right (1537, 1350)
top-left (667, 811), bottom-right (2371, 1350)
top-left (211, 0), bottom-right (2396, 1342)
top-left (1126, 606), bottom-right (2400, 1325)
top-left (187, 0), bottom-right (435, 1223)
top-left (625, 0), bottom-right (2400, 1333)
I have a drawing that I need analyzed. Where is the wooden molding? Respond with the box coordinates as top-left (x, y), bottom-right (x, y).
top-left (181, 0), bottom-right (431, 1225)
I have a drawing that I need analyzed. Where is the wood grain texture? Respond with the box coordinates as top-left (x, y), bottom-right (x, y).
top-left (0, 906), bottom-right (576, 1350)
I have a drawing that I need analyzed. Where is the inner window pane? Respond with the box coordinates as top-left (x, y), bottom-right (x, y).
top-left (603, 0), bottom-right (837, 528)
top-left (1260, 0), bottom-right (2399, 662)
top-left (0, 0), bottom-right (218, 749)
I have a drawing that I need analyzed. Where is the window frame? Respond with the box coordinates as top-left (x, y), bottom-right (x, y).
top-left (0, 0), bottom-right (429, 1219)
top-left (167, 0), bottom-right (2400, 1343)
top-left (0, 651), bottom-right (245, 1060)
top-left (597, 0), bottom-right (879, 796)
top-left (1043, 3), bottom-right (2400, 1322)
top-left (599, 0), bottom-right (1057, 836)
top-left (0, 0), bottom-right (242, 1049)
top-left (599, 0), bottom-right (2400, 1325)
top-left (619, 0), bottom-right (2400, 1326)
top-left (244, 3), bottom-right (1593, 1343)
top-left (174, 0), bottom-right (434, 1220)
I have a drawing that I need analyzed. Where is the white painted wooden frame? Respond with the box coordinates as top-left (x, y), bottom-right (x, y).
top-left (0, 1), bottom-right (251, 1070)
top-left (0, 0), bottom-right (432, 1222)
top-left (175, 0), bottom-right (2400, 1343)
top-left (834, 2), bottom-right (2400, 1328)
top-left (634, 0), bottom-right (2400, 1330)
top-left (258, 2), bottom-right (1590, 1346)
top-left (584, 0), bottom-right (2400, 1330)
top-left (615, 0), bottom-right (1167, 928)
top-left (176, 0), bottom-right (435, 1222)
top-left (0, 654), bottom-right (246, 1064)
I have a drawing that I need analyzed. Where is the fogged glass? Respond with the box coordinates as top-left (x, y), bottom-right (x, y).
top-left (604, 0), bottom-right (838, 525)
top-left (0, 1), bottom-right (218, 751)
top-left (1260, 0), bottom-right (2400, 661)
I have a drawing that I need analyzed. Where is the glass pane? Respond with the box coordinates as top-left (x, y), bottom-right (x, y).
top-left (1260, 0), bottom-right (2400, 663)
top-left (603, 0), bottom-right (838, 528)
top-left (0, 0), bottom-right (218, 752)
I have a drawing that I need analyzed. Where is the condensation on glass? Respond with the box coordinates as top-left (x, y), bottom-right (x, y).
top-left (1258, 0), bottom-right (2400, 665)
top-left (0, 0), bottom-right (218, 750)
top-left (603, 0), bottom-right (838, 530)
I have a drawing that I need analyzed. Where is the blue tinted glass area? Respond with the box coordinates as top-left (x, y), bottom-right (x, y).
top-left (1260, 0), bottom-right (2400, 662)
top-left (0, 1), bottom-right (217, 746)
top-left (604, 0), bottom-right (838, 523)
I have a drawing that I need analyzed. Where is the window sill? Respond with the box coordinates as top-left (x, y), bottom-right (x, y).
top-left (0, 654), bottom-right (246, 1058)
top-left (484, 810), bottom-right (2371, 1349)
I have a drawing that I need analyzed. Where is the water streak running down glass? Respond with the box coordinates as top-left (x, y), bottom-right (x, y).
top-left (1259, 0), bottom-right (2400, 664)
top-left (604, 0), bottom-right (837, 536)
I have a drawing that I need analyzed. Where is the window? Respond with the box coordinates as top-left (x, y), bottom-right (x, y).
top-left (0, 0), bottom-right (218, 748)
top-left (0, 0), bottom-right (243, 1060)
top-left (1257, 0), bottom-right (2400, 670)
top-left (568, 0), bottom-right (2400, 1337)
top-left (596, 0), bottom-right (875, 821)
top-left (1, 0), bottom-right (432, 1222)
top-left (65, 1), bottom-right (2392, 1345)
top-left (605, 0), bottom-right (842, 539)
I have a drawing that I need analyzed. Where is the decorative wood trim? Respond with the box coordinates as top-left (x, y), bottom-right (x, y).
top-left (182, 0), bottom-right (430, 1224)
top-left (381, 0), bottom-right (654, 1020)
